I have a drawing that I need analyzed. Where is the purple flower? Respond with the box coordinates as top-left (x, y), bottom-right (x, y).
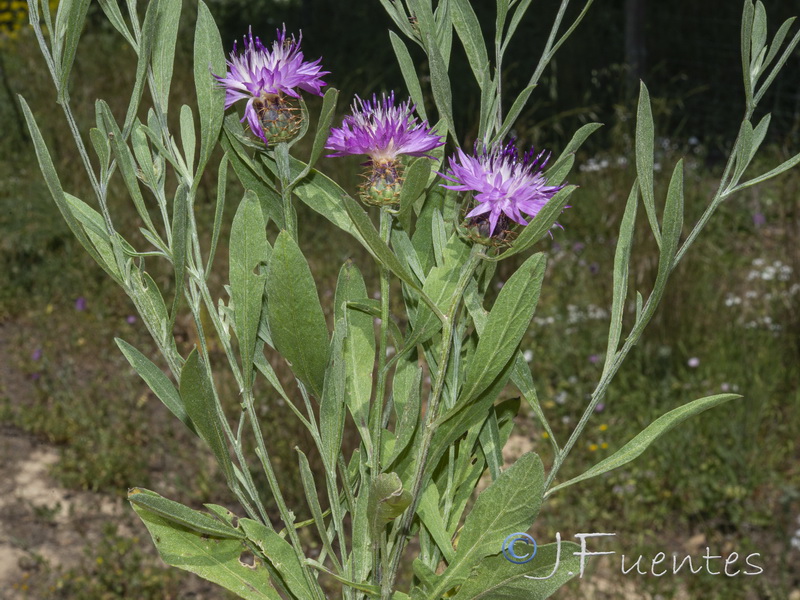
top-left (215, 26), bottom-right (328, 145)
top-left (594, 403), bottom-right (605, 413)
top-left (687, 357), bottom-right (700, 368)
top-left (752, 212), bottom-right (766, 227)
top-left (31, 348), bottom-right (43, 361)
top-left (326, 92), bottom-right (443, 206)
top-left (126, 315), bottom-right (137, 324)
top-left (75, 297), bottom-right (87, 311)
top-left (440, 140), bottom-right (564, 237)
top-left (588, 353), bottom-right (600, 364)
top-left (325, 92), bottom-right (443, 161)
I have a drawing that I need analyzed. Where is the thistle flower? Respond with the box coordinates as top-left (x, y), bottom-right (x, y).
top-left (215, 26), bottom-right (328, 145)
top-left (440, 140), bottom-right (564, 240)
top-left (325, 92), bottom-right (444, 206)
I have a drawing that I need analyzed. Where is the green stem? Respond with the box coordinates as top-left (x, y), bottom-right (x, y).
top-left (374, 208), bottom-right (392, 596)
top-left (384, 246), bottom-right (484, 594)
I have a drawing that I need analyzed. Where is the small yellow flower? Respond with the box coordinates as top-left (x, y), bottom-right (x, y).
top-left (542, 432), bottom-right (549, 439)
top-left (601, 442), bottom-right (608, 449)
top-left (599, 424), bottom-right (608, 432)
top-left (46, 304), bottom-right (54, 314)
top-left (589, 443), bottom-right (598, 452)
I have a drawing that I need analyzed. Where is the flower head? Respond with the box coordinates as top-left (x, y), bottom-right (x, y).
top-left (326, 92), bottom-right (444, 206)
top-left (440, 140), bottom-right (564, 237)
top-left (215, 26), bottom-right (328, 144)
top-left (326, 92), bottom-right (443, 161)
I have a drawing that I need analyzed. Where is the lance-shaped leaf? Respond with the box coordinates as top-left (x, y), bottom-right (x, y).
top-left (129, 488), bottom-right (244, 539)
top-left (334, 262), bottom-right (375, 445)
top-left (547, 393), bottom-right (741, 495)
top-left (150, 0), bottom-right (182, 114)
top-left (604, 180), bottom-right (638, 372)
top-left (368, 472), bottom-right (412, 542)
top-left (265, 231), bottom-right (329, 397)
top-left (180, 349), bottom-right (234, 483)
top-left (306, 87), bottom-right (339, 171)
top-left (320, 318), bottom-right (347, 471)
top-left (458, 253), bottom-right (546, 406)
top-left (55, 0), bottom-right (91, 102)
top-left (230, 190), bottom-right (269, 389)
top-left (544, 122), bottom-right (604, 184)
top-left (450, 540), bottom-right (581, 600)
top-left (116, 338), bottom-right (194, 433)
top-left (194, 0), bottom-right (226, 171)
top-left (636, 82), bottom-right (661, 247)
top-left (389, 31), bottom-right (428, 122)
top-left (494, 185), bottom-right (576, 261)
top-left (427, 453), bottom-right (545, 598)
top-left (132, 503), bottom-right (281, 600)
top-left (451, 0), bottom-right (489, 88)
top-left (239, 517), bottom-right (315, 600)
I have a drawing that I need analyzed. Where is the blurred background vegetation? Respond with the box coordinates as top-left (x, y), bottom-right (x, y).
top-left (0, 0), bottom-right (798, 598)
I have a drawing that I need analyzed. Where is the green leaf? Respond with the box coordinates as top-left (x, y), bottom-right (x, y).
top-left (733, 120), bottom-right (754, 184)
top-left (116, 338), bottom-right (194, 433)
top-left (428, 453), bottom-right (545, 598)
top-left (636, 81), bottom-right (661, 248)
top-left (170, 183), bottom-right (188, 323)
top-left (747, 113), bottom-right (771, 165)
top-left (734, 150), bottom-right (800, 191)
top-left (751, 1), bottom-right (768, 69)
top-left (417, 484), bottom-right (455, 563)
top-left (398, 157), bottom-right (433, 223)
top-left (220, 125), bottom-right (285, 228)
top-left (389, 31), bottom-right (428, 122)
top-left (239, 517), bottom-right (315, 600)
top-left (320, 318), bottom-right (347, 471)
top-left (295, 451), bottom-right (339, 573)
top-left (424, 29), bottom-right (456, 138)
top-left (334, 262), bottom-right (375, 445)
top-left (230, 190), bottom-right (269, 390)
top-left (478, 409), bottom-right (503, 481)
top-left (179, 105), bottom-right (196, 174)
top-left (548, 394), bottom-right (741, 495)
top-left (132, 504), bottom-right (281, 600)
top-left (741, 0), bottom-right (755, 104)
top-left (99, 101), bottom-right (160, 237)
top-left (150, 0), bottom-right (182, 114)
top-left (387, 357), bottom-right (422, 466)
top-left (206, 154), bottom-right (229, 272)
top-left (20, 96), bottom-right (115, 277)
top-left (180, 349), bottom-right (234, 483)
top-left (97, 0), bottom-right (136, 47)
top-left (129, 488), bottom-right (243, 539)
top-left (61, 192), bottom-right (122, 280)
top-left (342, 195), bottom-right (443, 321)
top-left (368, 472), bottom-right (412, 542)
top-left (307, 88), bottom-right (339, 170)
top-left (451, 0), bottom-right (489, 88)
top-left (762, 17), bottom-right (796, 74)
top-left (194, 0), bottom-right (226, 172)
top-left (495, 84), bottom-right (535, 142)
top-left (545, 122), bottom-right (604, 183)
top-left (458, 253), bottom-right (546, 406)
top-left (129, 268), bottom-right (172, 349)
top-left (647, 160), bottom-right (684, 312)
top-left (55, 0), bottom-right (91, 103)
top-left (494, 185), bottom-right (576, 261)
top-left (604, 181), bottom-right (638, 371)
top-left (450, 540), bottom-right (581, 599)
top-left (265, 231), bottom-right (329, 397)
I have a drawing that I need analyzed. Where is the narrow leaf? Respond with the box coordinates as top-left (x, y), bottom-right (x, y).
top-left (194, 0), bottom-right (227, 171)
top-left (636, 82), bottom-right (661, 248)
top-left (389, 31), bottom-right (428, 122)
top-left (129, 488), bottom-right (244, 539)
top-left (265, 231), bottom-right (329, 397)
top-left (116, 338), bottom-right (194, 433)
top-left (548, 394), bottom-right (741, 495)
top-left (180, 349), bottom-right (234, 482)
top-left (132, 505), bottom-right (281, 600)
